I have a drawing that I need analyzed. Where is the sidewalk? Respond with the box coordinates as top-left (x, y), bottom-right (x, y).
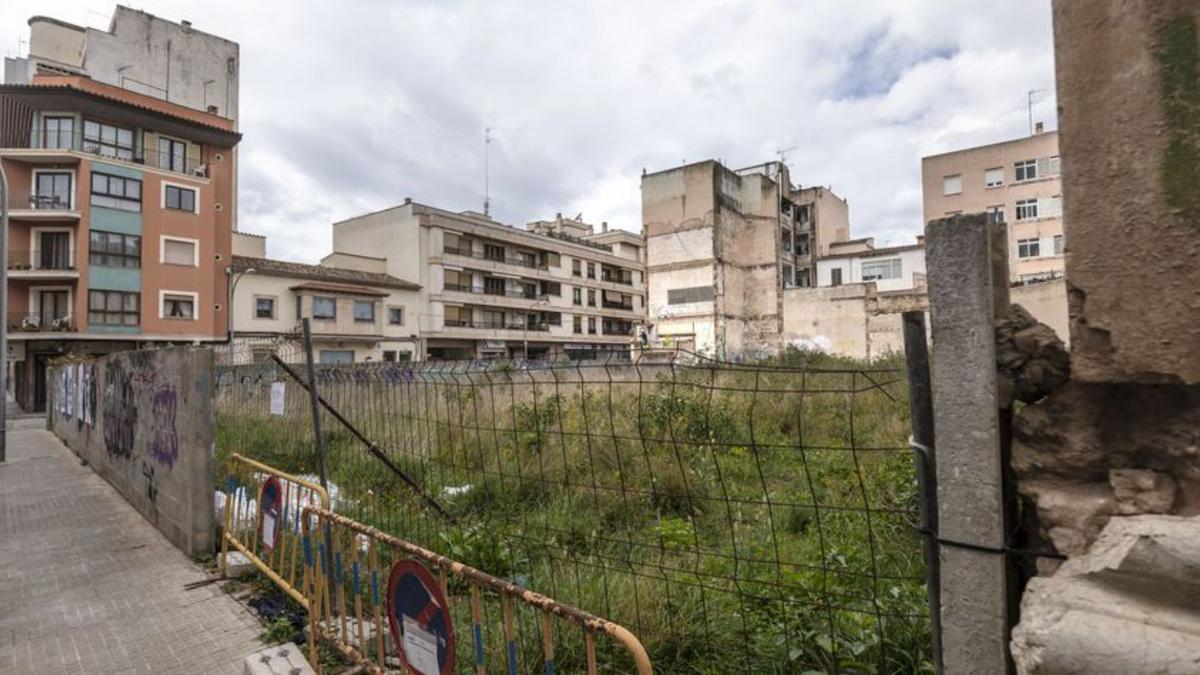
top-left (0, 425), bottom-right (264, 674)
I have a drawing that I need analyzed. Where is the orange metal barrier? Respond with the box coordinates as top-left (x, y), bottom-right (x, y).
top-left (220, 453), bottom-right (330, 607)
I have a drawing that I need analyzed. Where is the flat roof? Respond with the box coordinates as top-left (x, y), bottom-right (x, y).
top-left (922, 130), bottom-right (1059, 161)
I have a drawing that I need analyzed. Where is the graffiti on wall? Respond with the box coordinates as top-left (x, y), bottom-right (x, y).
top-left (148, 385), bottom-right (179, 469)
top-left (102, 360), bottom-right (139, 460)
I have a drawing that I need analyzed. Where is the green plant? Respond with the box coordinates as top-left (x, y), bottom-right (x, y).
top-left (259, 617), bottom-right (294, 645)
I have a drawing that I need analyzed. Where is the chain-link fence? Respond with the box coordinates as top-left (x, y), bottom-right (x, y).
top-left (214, 343), bottom-right (930, 673)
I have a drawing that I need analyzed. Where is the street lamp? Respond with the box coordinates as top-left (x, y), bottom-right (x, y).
top-left (522, 297), bottom-right (549, 361)
top-left (226, 266), bottom-right (255, 360)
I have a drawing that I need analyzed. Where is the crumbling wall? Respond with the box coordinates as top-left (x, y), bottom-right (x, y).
top-left (47, 348), bottom-right (216, 556)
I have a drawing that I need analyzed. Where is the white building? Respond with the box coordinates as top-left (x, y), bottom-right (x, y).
top-left (816, 237), bottom-right (926, 292)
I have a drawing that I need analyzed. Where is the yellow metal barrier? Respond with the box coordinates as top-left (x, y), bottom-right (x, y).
top-left (301, 505), bottom-right (654, 675)
top-left (220, 453), bottom-right (330, 608)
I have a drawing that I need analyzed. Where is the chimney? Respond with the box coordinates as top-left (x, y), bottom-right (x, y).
top-left (602, 221), bottom-right (608, 233)
top-left (207, 105), bottom-right (218, 114)
top-left (181, 20), bottom-right (193, 32)
top-left (1035, 121), bottom-right (1045, 134)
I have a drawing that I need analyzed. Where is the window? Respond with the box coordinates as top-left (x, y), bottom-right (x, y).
top-left (382, 350), bottom-right (397, 362)
top-left (89, 231), bottom-right (141, 268)
top-left (1053, 234), bottom-right (1064, 255)
top-left (586, 289), bottom-right (596, 307)
top-left (42, 116), bottom-right (74, 149)
top-left (986, 205), bottom-right (1005, 224)
top-left (587, 317), bottom-right (596, 335)
top-left (484, 243), bottom-right (505, 262)
top-left (88, 290), bottom-right (139, 326)
top-left (519, 251), bottom-right (537, 268)
top-left (572, 259), bottom-right (581, 277)
top-left (1018, 238), bottom-right (1041, 259)
top-left (796, 205), bottom-right (810, 224)
top-left (796, 269), bottom-right (811, 288)
top-left (483, 278), bottom-right (506, 296)
top-left (90, 172), bottom-right (141, 212)
top-left (34, 171), bottom-right (72, 209)
top-left (161, 237), bottom-right (197, 266)
top-left (1014, 159), bottom-right (1037, 182)
top-left (943, 174), bottom-right (962, 195)
top-left (353, 300), bottom-right (375, 322)
top-left (319, 350), bottom-right (354, 364)
top-left (162, 292), bottom-right (196, 319)
top-left (572, 288), bottom-right (582, 305)
top-left (36, 232), bottom-right (72, 270)
top-left (782, 264), bottom-right (794, 288)
top-left (1048, 155), bottom-right (1061, 176)
top-left (830, 268), bottom-right (843, 286)
top-left (82, 120), bottom-right (135, 161)
top-left (781, 229), bottom-right (792, 252)
top-left (1015, 199), bottom-right (1039, 221)
top-left (539, 280), bottom-right (561, 296)
top-left (444, 232), bottom-right (464, 255)
top-left (312, 296), bottom-right (336, 320)
top-left (586, 262), bottom-right (596, 279)
top-left (667, 286), bottom-right (715, 305)
top-left (573, 316), bottom-right (582, 334)
top-left (1040, 195), bottom-right (1063, 218)
top-left (861, 258), bottom-right (903, 281)
top-left (388, 307), bottom-right (404, 325)
top-left (158, 137), bottom-right (187, 173)
top-left (165, 184), bottom-right (196, 212)
top-left (985, 167), bottom-right (1004, 188)
top-left (255, 297), bottom-right (276, 319)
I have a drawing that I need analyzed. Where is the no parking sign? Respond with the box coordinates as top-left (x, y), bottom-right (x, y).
top-left (386, 559), bottom-right (456, 675)
top-left (257, 476), bottom-right (282, 554)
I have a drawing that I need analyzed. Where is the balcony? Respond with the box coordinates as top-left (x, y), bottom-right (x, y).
top-left (7, 250), bottom-right (80, 279)
top-left (7, 195), bottom-right (82, 222)
top-left (443, 246), bottom-right (544, 270)
top-left (601, 299), bottom-right (634, 311)
top-left (600, 269), bottom-right (634, 286)
top-left (8, 312), bottom-right (76, 333)
top-left (443, 282), bottom-right (541, 300)
top-left (444, 319), bottom-right (551, 332)
top-left (7, 129), bottom-right (209, 178)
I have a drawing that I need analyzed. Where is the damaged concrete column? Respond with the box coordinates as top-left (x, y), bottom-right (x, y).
top-left (925, 212), bottom-right (1012, 674)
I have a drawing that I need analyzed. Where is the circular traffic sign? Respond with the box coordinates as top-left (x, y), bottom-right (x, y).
top-left (386, 559), bottom-right (456, 675)
top-left (257, 476), bottom-right (283, 554)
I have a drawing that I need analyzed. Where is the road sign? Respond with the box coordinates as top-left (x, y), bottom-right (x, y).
top-left (258, 476), bottom-right (282, 554)
top-left (386, 559), bottom-right (456, 675)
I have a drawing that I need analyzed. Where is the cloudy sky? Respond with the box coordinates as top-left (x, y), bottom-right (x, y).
top-left (2, 1), bottom-right (1057, 262)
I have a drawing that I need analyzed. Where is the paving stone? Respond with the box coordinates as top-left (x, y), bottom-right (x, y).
top-left (0, 425), bottom-right (264, 674)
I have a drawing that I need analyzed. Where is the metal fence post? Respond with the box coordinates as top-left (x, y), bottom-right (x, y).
top-left (301, 318), bottom-right (336, 614)
top-left (902, 310), bottom-right (942, 674)
top-left (923, 213), bottom-right (1012, 673)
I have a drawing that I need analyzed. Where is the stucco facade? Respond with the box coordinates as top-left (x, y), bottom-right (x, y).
top-left (922, 131), bottom-right (1064, 283)
top-left (816, 239), bottom-right (926, 292)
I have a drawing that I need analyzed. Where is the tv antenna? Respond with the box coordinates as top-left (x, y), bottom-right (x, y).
top-left (1027, 89), bottom-right (1048, 135)
top-left (483, 127), bottom-right (493, 217)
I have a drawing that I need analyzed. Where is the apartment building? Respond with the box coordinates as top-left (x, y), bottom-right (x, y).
top-left (0, 74), bottom-right (241, 411)
top-left (816, 237), bottom-right (927, 292)
top-left (333, 203), bottom-right (645, 360)
top-left (229, 233), bottom-right (421, 364)
top-left (642, 159), bottom-right (849, 357)
top-left (922, 129), bottom-right (1063, 282)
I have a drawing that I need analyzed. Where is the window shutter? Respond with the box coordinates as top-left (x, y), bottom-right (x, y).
top-left (1037, 157), bottom-right (1051, 177)
top-left (163, 239), bottom-right (195, 265)
top-left (1039, 196), bottom-right (1063, 218)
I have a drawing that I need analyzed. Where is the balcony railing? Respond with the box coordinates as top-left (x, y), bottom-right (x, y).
top-left (8, 312), bottom-right (75, 332)
top-left (443, 246), bottom-right (544, 270)
top-left (601, 270), bottom-right (634, 286)
top-left (26, 194), bottom-right (74, 210)
top-left (443, 282), bottom-right (542, 299)
top-left (601, 299), bottom-right (634, 310)
top-left (19, 130), bottom-right (209, 177)
top-left (7, 250), bottom-right (76, 272)
top-left (444, 318), bottom-right (551, 331)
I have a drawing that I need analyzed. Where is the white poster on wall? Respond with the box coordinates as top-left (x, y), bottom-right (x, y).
top-left (269, 381), bottom-right (286, 416)
top-left (75, 364), bottom-right (84, 420)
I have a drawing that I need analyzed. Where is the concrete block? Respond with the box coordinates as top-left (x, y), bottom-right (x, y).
top-left (224, 551), bottom-right (255, 578)
top-left (1012, 515), bottom-right (1200, 674)
top-left (242, 642), bottom-right (314, 675)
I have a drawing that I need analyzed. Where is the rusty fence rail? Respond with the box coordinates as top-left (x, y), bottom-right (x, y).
top-left (301, 505), bottom-right (653, 674)
top-left (220, 452), bottom-right (330, 607)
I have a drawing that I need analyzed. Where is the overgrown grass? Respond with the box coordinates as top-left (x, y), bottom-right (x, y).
top-left (215, 348), bottom-right (931, 673)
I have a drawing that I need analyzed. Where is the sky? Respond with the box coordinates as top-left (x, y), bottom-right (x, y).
top-left (1, 1), bottom-right (1058, 263)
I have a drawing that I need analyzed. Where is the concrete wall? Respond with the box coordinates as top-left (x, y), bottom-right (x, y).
top-left (1011, 279), bottom-right (1069, 342)
top-left (781, 284), bottom-right (928, 360)
top-left (46, 348), bottom-right (215, 555)
top-left (1055, 0), bottom-right (1200, 384)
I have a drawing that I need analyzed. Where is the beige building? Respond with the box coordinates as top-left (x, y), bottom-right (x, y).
top-left (922, 129), bottom-right (1063, 282)
top-left (332, 202), bottom-right (645, 360)
top-left (642, 159), bottom-right (849, 358)
top-left (229, 233), bottom-right (421, 363)
top-left (816, 237), bottom-right (927, 292)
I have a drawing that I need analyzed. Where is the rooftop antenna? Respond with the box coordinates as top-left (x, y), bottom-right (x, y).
top-left (776, 145), bottom-right (799, 170)
top-left (483, 127), bottom-right (493, 217)
top-left (1027, 89), bottom-right (1048, 136)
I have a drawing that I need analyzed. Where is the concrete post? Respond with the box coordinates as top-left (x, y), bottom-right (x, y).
top-left (924, 212), bottom-right (1011, 673)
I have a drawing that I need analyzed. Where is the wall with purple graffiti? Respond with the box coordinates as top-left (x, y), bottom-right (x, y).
top-left (47, 348), bottom-right (215, 555)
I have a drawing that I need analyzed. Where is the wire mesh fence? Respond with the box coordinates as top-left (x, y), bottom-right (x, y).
top-left (214, 340), bottom-right (931, 673)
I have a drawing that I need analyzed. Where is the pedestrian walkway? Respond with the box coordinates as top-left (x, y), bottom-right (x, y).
top-left (0, 426), bottom-right (264, 674)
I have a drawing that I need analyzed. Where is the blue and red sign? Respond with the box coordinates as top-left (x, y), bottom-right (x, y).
top-left (257, 476), bottom-right (283, 554)
top-left (386, 559), bottom-right (456, 675)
